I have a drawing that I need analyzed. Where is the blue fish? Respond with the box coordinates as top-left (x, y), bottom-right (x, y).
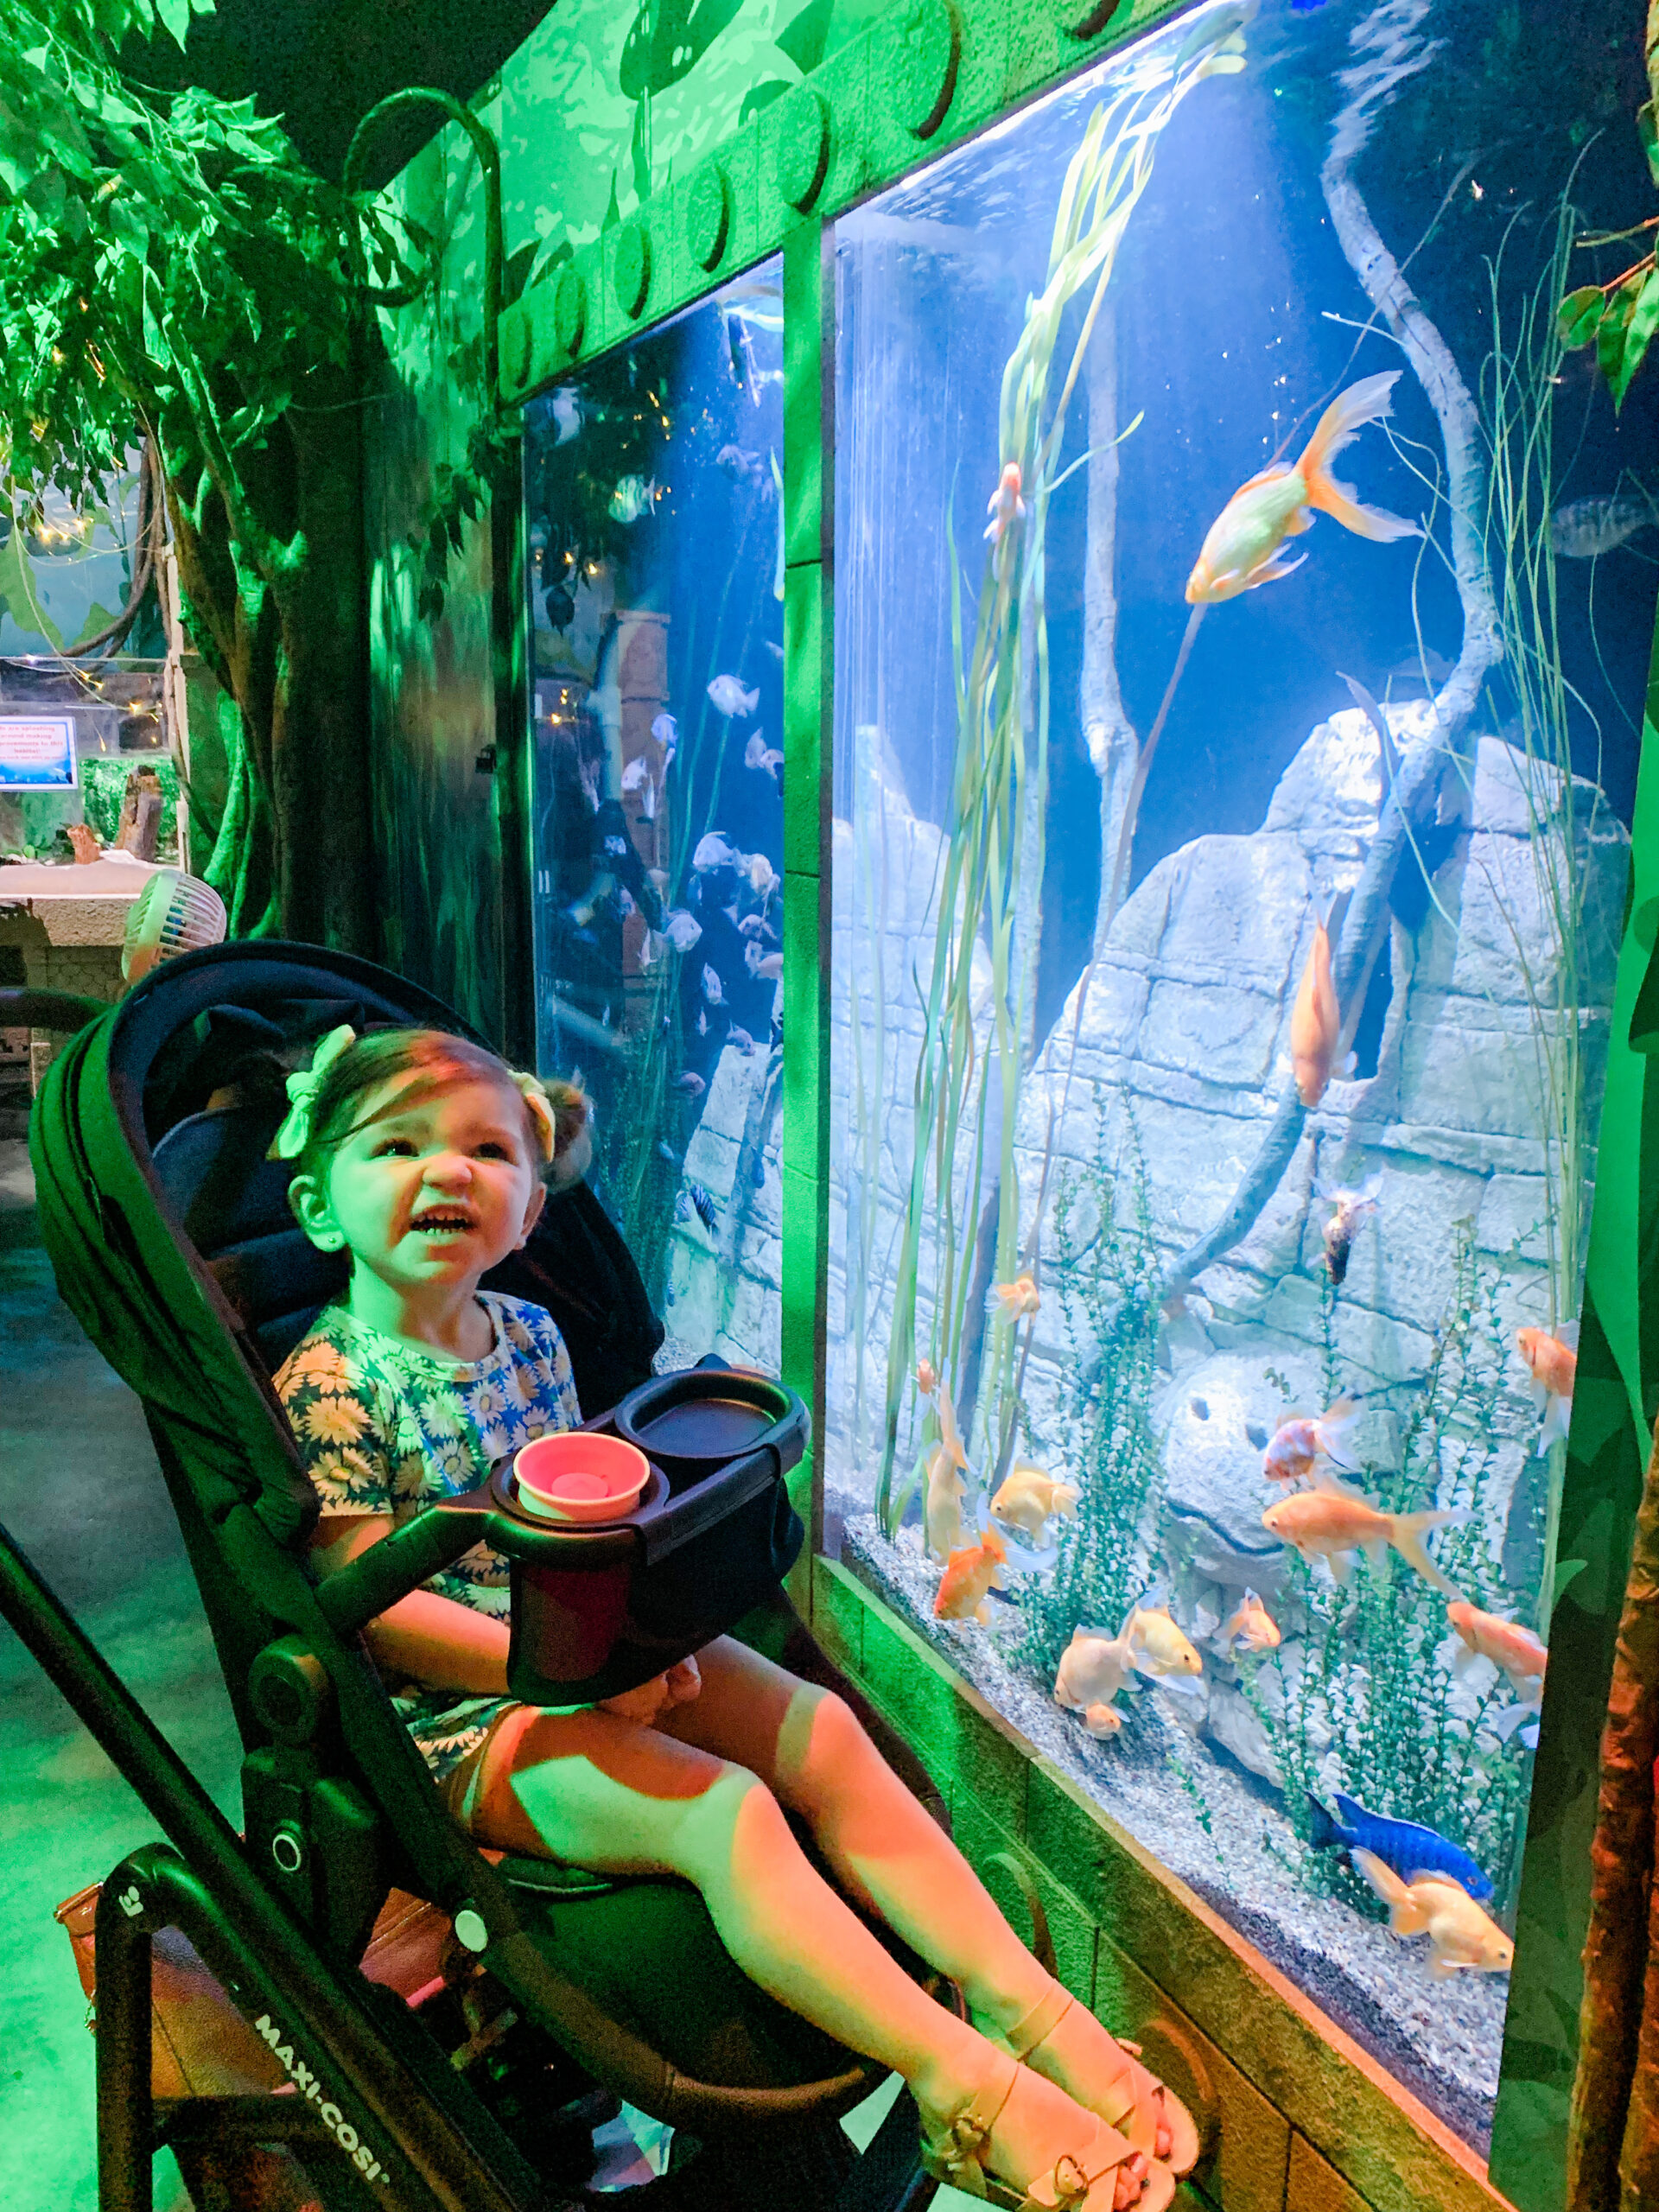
top-left (1306, 1792), bottom-right (1494, 1902)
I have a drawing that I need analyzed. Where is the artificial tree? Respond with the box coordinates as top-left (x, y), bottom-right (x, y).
top-left (0, 0), bottom-right (432, 943)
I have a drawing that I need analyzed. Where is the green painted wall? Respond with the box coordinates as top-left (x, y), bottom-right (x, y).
top-left (363, 0), bottom-right (876, 1043)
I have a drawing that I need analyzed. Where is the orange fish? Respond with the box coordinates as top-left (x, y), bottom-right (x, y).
top-left (1516, 1325), bottom-right (1577, 1450)
top-left (1262, 1400), bottom-right (1363, 1484)
top-left (1262, 1481), bottom-right (1465, 1596)
top-left (984, 461), bottom-right (1027, 548)
top-left (992, 1274), bottom-right (1041, 1320)
top-left (917, 1357), bottom-right (938, 1397)
top-left (934, 1529), bottom-right (1007, 1624)
top-left (1221, 1590), bottom-right (1281, 1652)
top-left (1290, 906), bottom-right (1344, 1107)
top-left (1446, 1602), bottom-right (1547, 1698)
top-left (1185, 372), bottom-right (1417, 606)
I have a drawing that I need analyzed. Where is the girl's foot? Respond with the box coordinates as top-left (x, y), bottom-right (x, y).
top-left (995, 1983), bottom-right (1203, 2177)
top-left (914, 2044), bottom-right (1174, 2211)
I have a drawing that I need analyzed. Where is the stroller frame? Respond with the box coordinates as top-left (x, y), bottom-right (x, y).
top-left (3, 944), bottom-right (946, 2212)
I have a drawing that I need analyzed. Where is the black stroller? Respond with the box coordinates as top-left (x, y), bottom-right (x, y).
top-left (0, 942), bottom-right (965, 2212)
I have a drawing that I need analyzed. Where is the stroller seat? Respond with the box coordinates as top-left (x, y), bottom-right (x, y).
top-left (13, 941), bottom-right (950, 2212)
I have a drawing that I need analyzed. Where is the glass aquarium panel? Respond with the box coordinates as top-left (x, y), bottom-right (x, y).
top-left (524, 258), bottom-right (785, 1370)
top-left (827, 0), bottom-right (1655, 2147)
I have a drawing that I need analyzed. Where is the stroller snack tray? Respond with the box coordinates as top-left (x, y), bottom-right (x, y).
top-left (312, 1369), bottom-right (809, 1706)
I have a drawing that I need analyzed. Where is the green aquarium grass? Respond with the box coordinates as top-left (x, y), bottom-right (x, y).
top-left (874, 14), bottom-right (1248, 1534)
top-left (1240, 1223), bottom-right (1534, 1916)
top-left (1017, 1096), bottom-right (1166, 1675)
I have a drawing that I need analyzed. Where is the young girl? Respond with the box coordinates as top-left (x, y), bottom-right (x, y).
top-left (271, 1026), bottom-right (1199, 2212)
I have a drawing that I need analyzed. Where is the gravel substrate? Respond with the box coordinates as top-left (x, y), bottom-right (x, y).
top-left (837, 1504), bottom-right (1508, 2153)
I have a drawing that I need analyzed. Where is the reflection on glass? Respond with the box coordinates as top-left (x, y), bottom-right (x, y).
top-left (826, 0), bottom-right (1653, 2145)
top-left (523, 257), bottom-right (785, 1369)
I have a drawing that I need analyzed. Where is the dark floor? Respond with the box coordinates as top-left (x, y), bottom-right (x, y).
top-left (1, 1136), bottom-right (240, 2211)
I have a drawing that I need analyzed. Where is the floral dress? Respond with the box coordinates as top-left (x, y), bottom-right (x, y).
top-left (275, 1294), bottom-right (582, 1778)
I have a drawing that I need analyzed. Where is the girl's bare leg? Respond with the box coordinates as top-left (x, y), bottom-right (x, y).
top-left (660, 1639), bottom-right (1192, 2168)
top-left (462, 1703), bottom-right (1157, 2209)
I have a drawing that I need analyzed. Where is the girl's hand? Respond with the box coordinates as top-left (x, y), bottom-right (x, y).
top-left (598, 1656), bottom-right (702, 1725)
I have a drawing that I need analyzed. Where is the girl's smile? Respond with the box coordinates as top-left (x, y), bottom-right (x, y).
top-left (289, 1074), bottom-right (546, 1355)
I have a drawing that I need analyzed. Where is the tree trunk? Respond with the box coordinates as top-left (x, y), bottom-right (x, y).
top-left (163, 355), bottom-right (375, 952)
top-left (1567, 1420), bottom-right (1659, 2210)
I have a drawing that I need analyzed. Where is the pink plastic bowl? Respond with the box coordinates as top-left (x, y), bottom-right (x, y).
top-left (514, 1433), bottom-right (651, 1523)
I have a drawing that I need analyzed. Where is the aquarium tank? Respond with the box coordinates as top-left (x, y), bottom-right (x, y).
top-left (522, 257), bottom-right (785, 1369)
top-left (822, 0), bottom-right (1656, 2152)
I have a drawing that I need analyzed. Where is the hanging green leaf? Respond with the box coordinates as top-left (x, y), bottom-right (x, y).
top-left (1611, 264), bottom-right (1659, 407)
top-left (0, 527), bottom-right (66, 650)
top-left (1557, 283), bottom-right (1606, 348)
top-left (1641, 99), bottom-right (1659, 190)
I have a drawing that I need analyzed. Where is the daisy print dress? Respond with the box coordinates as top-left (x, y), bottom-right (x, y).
top-left (275, 1293), bottom-right (582, 1777)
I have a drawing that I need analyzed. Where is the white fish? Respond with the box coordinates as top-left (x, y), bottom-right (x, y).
top-left (647, 868), bottom-right (669, 890)
top-left (663, 909), bottom-right (702, 953)
top-left (639, 930), bottom-right (665, 969)
top-left (1053, 1611), bottom-right (1139, 1725)
top-left (617, 888), bottom-right (635, 917)
top-left (707, 675), bottom-right (759, 718)
top-left (701, 963), bottom-right (725, 1006)
top-left (746, 944), bottom-right (783, 981)
top-left (924, 1443), bottom-right (966, 1560)
top-left (550, 385), bottom-right (583, 444)
top-left (610, 474), bottom-right (658, 524)
top-left (692, 831), bottom-right (742, 873)
top-left (737, 913), bottom-right (771, 938)
top-left (652, 712), bottom-right (678, 753)
top-left (620, 755), bottom-right (651, 793)
top-left (745, 732), bottom-right (784, 780)
top-left (747, 851), bottom-right (778, 899)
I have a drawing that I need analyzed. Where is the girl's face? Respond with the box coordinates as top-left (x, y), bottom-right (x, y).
top-left (290, 1073), bottom-right (545, 1300)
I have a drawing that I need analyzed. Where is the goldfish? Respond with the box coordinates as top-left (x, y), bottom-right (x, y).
top-left (1185, 371), bottom-right (1417, 606)
top-left (1053, 1614), bottom-right (1139, 1721)
top-left (745, 732), bottom-right (784, 780)
top-left (1128, 1605), bottom-right (1203, 1679)
top-left (1082, 1702), bottom-right (1122, 1738)
top-left (917, 1358), bottom-right (938, 1397)
top-left (935, 1380), bottom-right (969, 1472)
top-left (925, 1443), bottom-right (967, 1560)
top-left (663, 909), bottom-right (702, 953)
top-left (1350, 1851), bottom-right (1514, 1980)
top-left (934, 1529), bottom-right (1007, 1624)
top-left (1321, 1175), bottom-right (1382, 1286)
top-left (609, 474), bottom-right (659, 524)
top-left (1220, 1589), bottom-right (1281, 1652)
top-left (984, 461), bottom-right (1028, 548)
top-left (1262, 1400), bottom-right (1363, 1485)
top-left (1307, 1790), bottom-right (1494, 1900)
top-left (989, 1465), bottom-right (1080, 1541)
top-left (1446, 1602), bottom-right (1548, 1699)
top-left (1290, 903), bottom-right (1344, 1107)
top-left (992, 1274), bottom-right (1041, 1320)
top-left (1516, 1325), bottom-right (1578, 1451)
top-left (707, 674), bottom-right (759, 717)
top-left (1262, 1481), bottom-right (1466, 1596)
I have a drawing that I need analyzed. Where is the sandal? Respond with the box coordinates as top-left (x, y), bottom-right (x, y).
top-left (999, 1985), bottom-right (1203, 2179)
top-left (920, 2055), bottom-right (1173, 2211)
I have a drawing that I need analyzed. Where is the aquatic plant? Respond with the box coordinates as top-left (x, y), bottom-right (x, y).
top-left (1241, 1224), bottom-right (1535, 1916)
top-left (873, 6), bottom-right (1248, 1535)
top-left (1556, 0), bottom-right (1659, 410)
top-left (1017, 1102), bottom-right (1166, 1678)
